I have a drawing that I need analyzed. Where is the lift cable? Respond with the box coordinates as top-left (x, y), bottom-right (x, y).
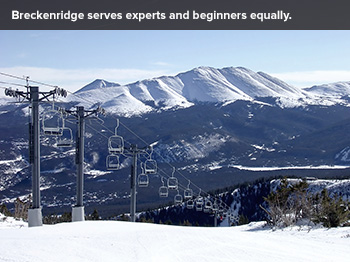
top-left (83, 105), bottom-right (232, 212)
top-left (64, 88), bottom-right (232, 211)
top-left (2, 73), bottom-right (233, 213)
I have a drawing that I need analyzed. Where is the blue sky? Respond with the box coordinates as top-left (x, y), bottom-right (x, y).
top-left (1, 30), bottom-right (350, 93)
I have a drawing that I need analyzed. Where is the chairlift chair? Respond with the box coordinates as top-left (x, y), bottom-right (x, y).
top-left (218, 204), bottom-right (225, 213)
top-left (174, 190), bottom-right (183, 205)
top-left (42, 109), bottom-right (64, 136)
top-left (108, 135), bottom-right (124, 154)
top-left (203, 199), bottom-right (213, 213)
top-left (184, 180), bottom-right (193, 199)
top-left (56, 127), bottom-right (73, 147)
top-left (144, 147), bottom-right (157, 174)
top-left (106, 154), bottom-right (120, 170)
top-left (167, 167), bottom-right (178, 190)
top-left (138, 173), bottom-right (149, 187)
top-left (144, 159), bottom-right (157, 174)
top-left (108, 119), bottom-right (124, 154)
top-left (184, 188), bottom-right (193, 199)
top-left (159, 185), bottom-right (169, 197)
top-left (186, 199), bottom-right (194, 209)
top-left (212, 200), bottom-right (219, 212)
top-left (195, 197), bottom-right (204, 212)
top-left (138, 163), bottom-right (149, 187)
top-left (159, 177), bottom-right (168, 197)
top-left (229, 213), bottom-right (238, 223)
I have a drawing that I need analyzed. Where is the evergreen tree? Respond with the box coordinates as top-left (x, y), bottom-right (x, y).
top-left (312, 189), bottom-right (350, 227)
top-left (90, 209), bottom-right (100, 220)
top-left (0, 203), bottom-right (12, 217)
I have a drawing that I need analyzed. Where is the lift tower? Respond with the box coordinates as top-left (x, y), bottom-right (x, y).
top-left (5, 86), bottom-right (67, 227)
top-left (64, 106), bottom-right (105, 221)
top-left (123, 145), bottom-right (150, 222)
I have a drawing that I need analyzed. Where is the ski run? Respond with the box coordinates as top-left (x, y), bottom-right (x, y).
top-left (1, 215), bottom-right (350, 262)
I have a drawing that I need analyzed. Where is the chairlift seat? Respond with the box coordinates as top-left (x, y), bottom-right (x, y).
top-left (106, 154), bottom-right (120, 170)
top-left (108, 135), bottom-right (124, 154)
top-left (174, 193), bottom-right (183, 205)
top-left (44, 129), bottom-right (63, 136)
top-left (195, 198), bottom-right (204, 212)
top-left (204, 199), bottom-right (213, 213)
top-left (42, 110), bottom-right (64, 136)
top-left (212, 201), bottom-right (219, 212)
top-left (144, 159), bottom-right (157, 174)
top-left (138, 173), bottom-right (149, 187)
top-left (159, 186), bottom-right (169, 197)
top-left (186, 199), bottom-right (194, 209)
top-left (167, 177), bottom-right (178, 190)
top-left (196, 202), bottom-right (203, 212)
top-left (56, 127), bottom-right (73, 147)
top-left (184, 188), bottom-right (193, 199)
top-left (56, 141), bottom-right (73, 147)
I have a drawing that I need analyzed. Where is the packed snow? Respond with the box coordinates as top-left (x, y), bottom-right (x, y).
top-left (0, 215), bottom-right (350, 262)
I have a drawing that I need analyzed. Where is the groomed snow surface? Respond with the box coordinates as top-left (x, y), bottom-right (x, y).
top-left (1, 216), bottom-right (350, 262)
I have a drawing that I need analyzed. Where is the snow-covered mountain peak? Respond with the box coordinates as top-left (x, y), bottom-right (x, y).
top-left (75, 79), bottom-right (120, 94)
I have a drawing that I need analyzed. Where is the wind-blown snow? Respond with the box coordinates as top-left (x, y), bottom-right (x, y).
top-left (0, 218), bottom-right (349, 262)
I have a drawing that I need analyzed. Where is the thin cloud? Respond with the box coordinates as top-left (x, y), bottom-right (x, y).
top-left (150, 61), bottom-right (173, 67)
top-left (271, 70), bottom-right (350, 87)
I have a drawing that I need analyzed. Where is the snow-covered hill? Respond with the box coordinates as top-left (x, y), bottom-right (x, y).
top-left (0, 218), bottom-right (349, 262)
top-left (67, 66), bottom-right (350, 116)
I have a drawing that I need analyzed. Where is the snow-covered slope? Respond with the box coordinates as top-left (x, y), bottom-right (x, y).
top-left (66, 66), bottom-right (350, 116)
top-left (304, 82), bottom-right (350, 97)
top-left (0, 219), bottom-right (349, 262)
top-left (75, 79), bottom-right (120, 93)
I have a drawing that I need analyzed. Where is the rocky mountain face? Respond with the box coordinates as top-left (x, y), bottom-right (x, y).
top-left (0, 66), bottom-right (350, 217)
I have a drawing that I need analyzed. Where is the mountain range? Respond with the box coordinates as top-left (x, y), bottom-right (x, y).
top-left (67, 66), bottom-right (350, 116)
top-left (1, 66), bottom-right (350, 217)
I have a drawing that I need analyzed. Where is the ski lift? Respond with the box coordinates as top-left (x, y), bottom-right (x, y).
top-left (108, 119), bottom-right (124, 154)
top-left (159, 177), bottom-right (168, 197)
top-left (218, 204), bottom-right (225, 213)
top-left (106, 154), bottom-right (120, 170)
top-left (42, 106), bottom-right (64, 136)
top-left (212, 199), bottom-right (219, 212)
top-left (144, 147), bottom-right (157, 174)
top-left (167, 167), bottom-right (178, 190)
top-left (195, 192), bottom-right (204, 212)
top-left (144, 159), bottom-right (157, 174)
top-left (186, 199), bottom-right (194, 209)
top-left (229, 213), bottom-right (238, 223)
top-left (174, 190), bottom-right (183, 205)
top-left (203, 198), bottom-right (213, 213)
top-left (138, 164), bottom-right (149, 187)
top-left (56, 127), bottom-right (73, 147)
top-left (184, 180), bottom-right (193, 200)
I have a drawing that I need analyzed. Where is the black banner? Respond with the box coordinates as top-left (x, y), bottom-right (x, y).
top-left (1, 0), bottom-right (349, 29)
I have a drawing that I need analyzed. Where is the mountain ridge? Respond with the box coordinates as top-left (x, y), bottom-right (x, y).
top-left (68, 66), bottom-right (350, 116)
